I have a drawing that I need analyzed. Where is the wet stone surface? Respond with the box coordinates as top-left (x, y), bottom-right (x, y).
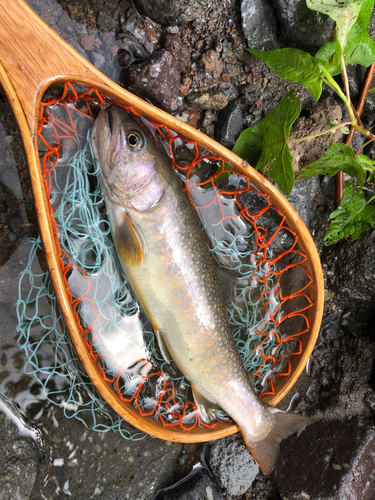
top-left (0, 409), bottom-right (39, 500)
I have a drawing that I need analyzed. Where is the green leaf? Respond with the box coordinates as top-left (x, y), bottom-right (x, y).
top-left (298, 142), bottom-right (373, 187)
top-left (248, 48), bottom-right (328, 100)
top-left (324, 180), bottom-right (375, 245)
top-left (307, 0), bottom-right (362, 51)
top-left (315, 0), bottom-right (375, 74)
top-left (232, 90), bottom-right (301, 195)
top-left (369, 88), bottom-right (375, 92)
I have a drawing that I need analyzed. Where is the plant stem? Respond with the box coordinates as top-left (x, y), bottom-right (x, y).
top-left (340, 55), bottom-right (351, 104)
top-left (288, 121), bottom-right (351, 144)
top-left (355, 138), bottom-right (375, 157)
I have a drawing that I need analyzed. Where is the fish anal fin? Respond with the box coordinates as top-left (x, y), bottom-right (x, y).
top-left (191, 384), bottom-right (220, 423)
top-left (112, 210), bottom-right (144, 267)
top-left (242, 410), bottom-right (312, 475)
top-left (154, 328), bottom-right (172, 364)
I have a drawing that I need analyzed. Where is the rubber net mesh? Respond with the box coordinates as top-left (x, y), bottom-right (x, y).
top-left (17, 83), bottom-right (313, 435)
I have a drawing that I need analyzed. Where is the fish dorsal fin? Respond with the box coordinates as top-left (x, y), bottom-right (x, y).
top-left (191, 384), bottom-right (220, 423)
top-left (217, 268), bottom-right (237, 309)
top-left (108, 203), bottom-right (145, 266)
top-left (154, 328), bottom-right (172, 364)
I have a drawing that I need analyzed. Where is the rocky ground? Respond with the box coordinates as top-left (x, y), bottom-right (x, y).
top-left (1, 0), bottom-right (375, 499)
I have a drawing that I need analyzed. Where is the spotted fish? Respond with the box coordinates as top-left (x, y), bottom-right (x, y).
top-left (91, 105), bottom-right (311, 474)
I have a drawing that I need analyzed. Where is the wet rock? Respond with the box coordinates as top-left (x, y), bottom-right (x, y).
top-left (338, 428), bottom-right (375, 499)
top-left (199, 49), bottom-right (222, 74)
top-left (122, 10), bottom-right (159, 54)
top-left (117, 32), bottom-right (149, 61)
top-left (273, 419), bottom-right (374, 500)
top-left (91, 51), bottom-right (106, 69)
top-left (271, 0), bottom-right (335, 51)
top-left (117, 49), bottom-right (133, 67)
top-left (241, 0), bottom-right (278, 51)
top-left (179, 76), bottom-right (192, 97)
top-left (8, 214), bottom-right (22, 236)
top-left (154, 468), bottom-right (223, 500)
top-left (320, 175), bottom-right (336, 201)
top-left (136, 0), bottom-right (210, 26)
top-left (286, 176), bottom-right (320, 231)
top-left (323, 228), bottom-right (375, 302)
top-left (185, 91), bottom-right (228, 111)
top-left (215, 101), bottom-right (243, 150)
top-left (173, 108), bottom-right (201, 128)
top-left (97, 11), bottom-right (118, 32)
top-left (163, 34), bottom-right (191, 72)
top-left (207, 434), bottom-right (259, 496)
top-left (122, 50), bottom-right (180, 112)
top-left (0, 408), bottom-right (38, 500)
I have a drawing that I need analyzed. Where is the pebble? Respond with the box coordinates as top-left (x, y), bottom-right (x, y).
top-left (8, 214), bottom-right (22, 235)
top-left (179, 76), bottom-right (192, 97)
top-left (91, 51), bottom-right (106, 69)
top-left (122, 50), bottom-right (180, 112)
top-left (185, 91), bottom-right (228, 111)
top-left (163, 33), bottom-right (191, 72)
top-left (199, 49), bottom-right (222, 74)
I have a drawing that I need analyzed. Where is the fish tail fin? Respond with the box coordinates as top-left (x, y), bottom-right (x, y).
top-left (242, 410), bottom-right (311, 475)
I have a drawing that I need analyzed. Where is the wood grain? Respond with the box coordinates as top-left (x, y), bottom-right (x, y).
top-left (0, 0), bottom-right (324, 442)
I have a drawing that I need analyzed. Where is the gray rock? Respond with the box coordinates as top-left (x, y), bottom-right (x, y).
top-left (117, 32), bottom-right (149, 61)
top-left (208, 434), bottom-right (259, 496)
top-left (286, 176), bottom-right (320, 230)
top-left (323, 228), bottom-right (375, 302)
top-left (271, 0), bottom-right (335, 51)
top-left (154, 468), bottom-right (223, 500)
top-left (0, 408), bottom-right (38, 500)
top-left (215, 101), bottom-right (243, 150)
top-left (97, 11), bottom-right (118, 32)
top-left (273, 420), bottom-right (374, 500)
top-left (122, 50), bottom-right (180, 112)
top-left (241, 0), bottom-right (278, 51)
top-left (185, 91), bottom-right (228, 111)
top-left (136, 0), bottom-right (210, 26)
top-left (91, 51), bottom-right (106, 70)
top-left (320, 175), bottom-right (335, 201)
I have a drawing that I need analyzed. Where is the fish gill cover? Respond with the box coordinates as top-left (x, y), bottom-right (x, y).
top-left (17, 83), bottom-right (313, 437)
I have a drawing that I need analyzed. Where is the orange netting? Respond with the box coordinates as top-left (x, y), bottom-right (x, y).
top-left (37, 82), bottom-right (313, 430)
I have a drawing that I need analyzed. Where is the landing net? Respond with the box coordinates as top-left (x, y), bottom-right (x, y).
top-left (17, 83), bottom-right (313, 434)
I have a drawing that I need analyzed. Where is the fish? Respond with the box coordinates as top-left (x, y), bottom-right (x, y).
top-left (91, 105), bottom-right (311, 475)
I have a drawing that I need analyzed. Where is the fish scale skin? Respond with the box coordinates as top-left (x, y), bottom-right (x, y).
top-left (92, 106), bottom-right (276, 444)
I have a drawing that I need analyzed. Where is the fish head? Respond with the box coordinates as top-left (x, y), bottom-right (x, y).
top-left (91, 105), bottom-right (164, 210)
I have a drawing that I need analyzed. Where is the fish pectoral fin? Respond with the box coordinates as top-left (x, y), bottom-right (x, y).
top-left (111, 207), bottom-right (145, 266)
top-left (154, 329), bottom-right (172, 364)
top-left (191, 384), bottom-right (220, 423)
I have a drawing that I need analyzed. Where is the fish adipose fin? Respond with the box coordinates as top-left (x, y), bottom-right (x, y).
top-left (110, 205), bottom-right (144, 266)
top-left (191, 385), bottom-right (220, 423)
top-left (242, 410), bottom-right (311, 475)
top-left (154, 329), bottom-right (172, 364)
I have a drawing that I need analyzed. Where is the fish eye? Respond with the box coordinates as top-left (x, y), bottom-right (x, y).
top-left (127, 131), bottom-right (144, 150)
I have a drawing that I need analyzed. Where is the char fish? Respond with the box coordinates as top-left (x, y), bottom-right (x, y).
top-left (91, 105), bottom-right (310, 474)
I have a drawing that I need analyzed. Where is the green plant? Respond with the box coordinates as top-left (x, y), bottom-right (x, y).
top-left (232, 0), bottom-right (375, 245)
